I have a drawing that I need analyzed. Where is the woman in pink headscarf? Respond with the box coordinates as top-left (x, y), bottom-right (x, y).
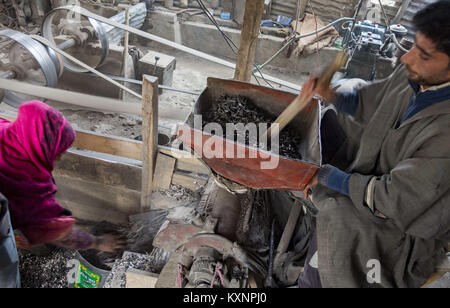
top-left (0, 101), bottom-right (124, 252)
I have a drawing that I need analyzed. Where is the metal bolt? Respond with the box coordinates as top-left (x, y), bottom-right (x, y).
top-left (153, 56), bottom-right (160, 76)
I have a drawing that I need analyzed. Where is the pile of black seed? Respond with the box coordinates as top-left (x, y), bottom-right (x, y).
top-left (19, 248), bottom-right (76, 288)
top-left (202, 95), bottom-right (302, 159)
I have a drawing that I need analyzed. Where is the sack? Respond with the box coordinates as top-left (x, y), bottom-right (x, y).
top-left (67, 251), bottom-right (110, 288)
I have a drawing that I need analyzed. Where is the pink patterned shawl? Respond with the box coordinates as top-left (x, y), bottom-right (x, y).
top-left (0, 101), bottom-right (76, 245)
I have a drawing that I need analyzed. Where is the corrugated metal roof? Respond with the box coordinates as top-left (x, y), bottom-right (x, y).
top-left (399, 0), bottom-right (434, 41)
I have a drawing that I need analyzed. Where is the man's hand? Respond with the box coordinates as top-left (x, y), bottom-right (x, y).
top-left (300, 76), bottom-right (337, 105)
top-left (302, 170), bottom-right (320, 200)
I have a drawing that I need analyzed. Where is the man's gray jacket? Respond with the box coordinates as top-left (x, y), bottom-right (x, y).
top-left (313, 65), bottom-right (450, 288)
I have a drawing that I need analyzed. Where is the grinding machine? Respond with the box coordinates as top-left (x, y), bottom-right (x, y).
top-left (152, 78), bottom-right (324, 288)
top-left (0, 2), bottom-right (147, 106)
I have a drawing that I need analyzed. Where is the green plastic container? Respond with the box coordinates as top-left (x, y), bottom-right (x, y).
top-left (72, 251), bottom-right (110, 288)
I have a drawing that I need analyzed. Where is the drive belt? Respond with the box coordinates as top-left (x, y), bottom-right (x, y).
top-left (42, 5), bottom-right (302, 92)
top-left (31, 35), bottom-right (142, 99)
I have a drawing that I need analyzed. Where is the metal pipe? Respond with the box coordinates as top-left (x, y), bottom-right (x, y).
top-left (265, 218), bottom-right (276, 287)
top-left (273, 200), bottom-right (303, 267)
top-left (344, 0), bottom-right (364, 49)
top-left (81, 72), bottom-right (201, 96)
top-left (0, 78), bottom-right (142, 115)
top-left (0, 71), bottom-right (16, 79)
top-left (56, 38), bottom-right (77, 50)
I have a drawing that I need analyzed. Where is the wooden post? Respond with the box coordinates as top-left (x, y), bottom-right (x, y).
top-left (234, 0), bottom-right (264, 82)
top-left (141, 75), bottom-right (159, 211)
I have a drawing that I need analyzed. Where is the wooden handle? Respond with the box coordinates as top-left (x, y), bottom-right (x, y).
top-left (264, 51), bottom-right (348, 140)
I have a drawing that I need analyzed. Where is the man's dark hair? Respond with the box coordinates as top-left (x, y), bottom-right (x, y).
top-left (412, 0), bottom-right (450, 57)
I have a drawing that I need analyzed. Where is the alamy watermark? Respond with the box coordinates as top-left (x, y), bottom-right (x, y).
top-left (366, 259), bottom-right (381, 284)
top-left (66, 258), bottom-right (81, 285)
top-left (175, 115), bottom-right (281, 170)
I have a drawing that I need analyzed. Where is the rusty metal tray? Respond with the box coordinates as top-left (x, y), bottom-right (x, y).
top-left (177, 77), bottom-right (321, 190)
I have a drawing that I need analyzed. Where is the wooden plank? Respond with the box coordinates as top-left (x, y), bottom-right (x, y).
top-left (234, 0), bottom-right (265, 82)
top-left (0, 112), bottom-right (143, 160)
top-left (54, 175), bottom-right (141, 225)
top-left (126, 268), bottom-right (159, 288)
top-left (141, 75), bottom-right (159, 211)
top-left (72, 129), bottom-right (142, 161)
top-left (172, 172), bottom-right (208, 191)
top-left (152, 152), bottom-right (176, 191)
top-left (54, 150), bottom-right (142, 191)
top-left (159, 145), bottom-right (212, 175)
top-left (175, 159), bottom-right (210, 175)
top-left (155, 250), bottom-right (182, 288)
top-left (0, 112), bottom-right (210, 171)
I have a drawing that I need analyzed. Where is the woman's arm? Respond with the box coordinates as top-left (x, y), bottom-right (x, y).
top-left (52, 226), bottom-right (126, 252)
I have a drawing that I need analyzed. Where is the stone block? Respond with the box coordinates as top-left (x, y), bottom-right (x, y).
top-left (126, 268), bottom-right (159, 288)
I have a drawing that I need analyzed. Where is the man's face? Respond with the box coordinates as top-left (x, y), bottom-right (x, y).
top-left (400, 32), bottom-right (450, 87)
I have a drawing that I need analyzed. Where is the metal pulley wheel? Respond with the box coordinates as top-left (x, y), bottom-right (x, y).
top-left (41, 5), bottom-right (109, 73)
top-left (0, 29), bottom-right (58, 107)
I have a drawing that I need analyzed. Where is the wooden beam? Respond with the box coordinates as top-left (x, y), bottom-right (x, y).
top-left (54, 150), bottom-right (142, 191)
top-left (55, 175), bottom-right (140, 225)
top-left (141, 75), bottom-right (159, 211)
top-left (152, 152), bottom-right (176, 191)
top-left (234, 0), bottom-right (265, 82)
top-left (72, 129), bottom-right (142, 161)
top-left (0, 112), bottom-right (210, 175)
top-left (171, 172), bottom-right (208, 191)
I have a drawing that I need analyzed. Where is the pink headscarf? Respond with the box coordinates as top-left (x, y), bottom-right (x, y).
top-left (0, 101), bottom-right (76, 245)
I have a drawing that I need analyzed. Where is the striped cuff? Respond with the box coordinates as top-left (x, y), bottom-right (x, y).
top-left (318, 164), bottom-right (351, 196)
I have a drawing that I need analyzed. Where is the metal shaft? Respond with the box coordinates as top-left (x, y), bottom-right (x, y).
top-left (274, 200), bottom-right (303, 267)
top-left (0, 71), bottom-right (16, 79)
top-left (56, 38), bottom-right (77, 50)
